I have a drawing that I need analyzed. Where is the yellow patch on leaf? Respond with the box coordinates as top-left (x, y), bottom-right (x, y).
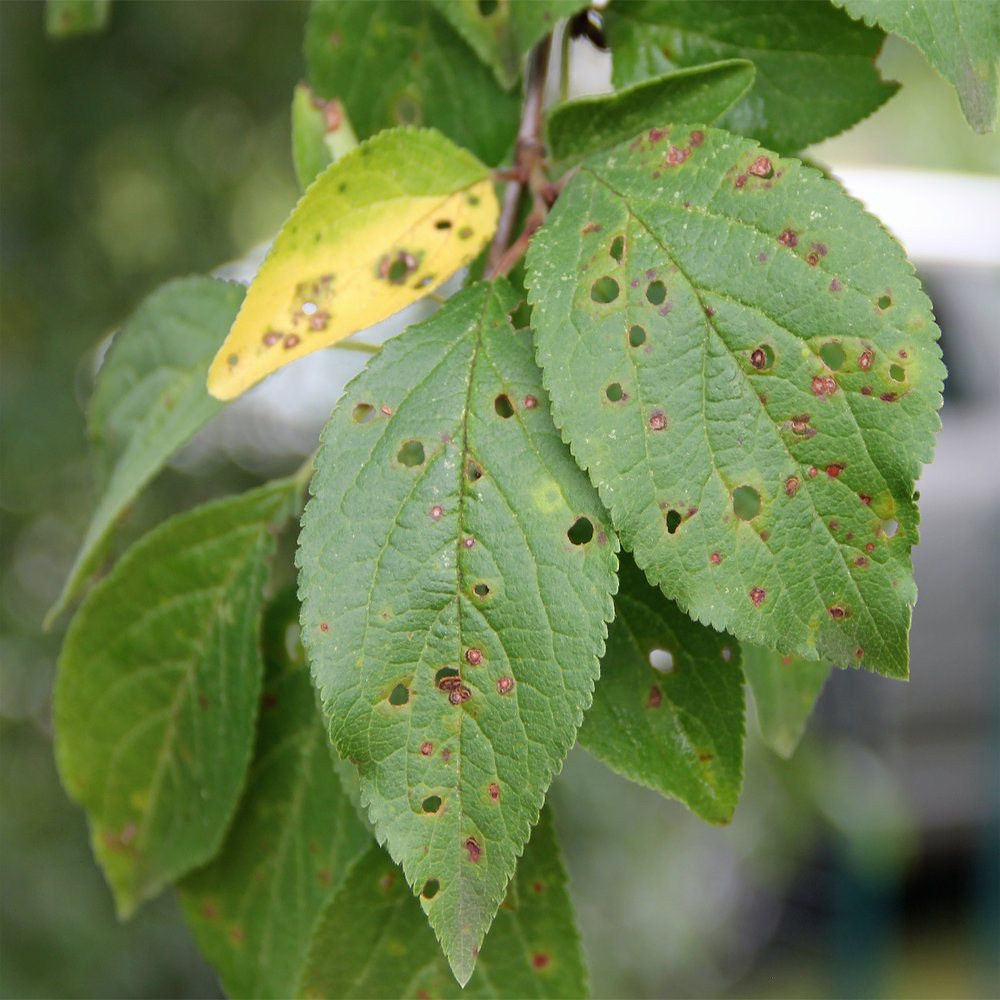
top-left (208, 129), bottom-right (499, 400)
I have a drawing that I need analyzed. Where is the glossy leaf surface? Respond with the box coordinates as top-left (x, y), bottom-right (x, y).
top-left (834, 0), bottom-right (999, 133)
top-left (179, 589), bottom-right (371, 999)
top-left (49, 277), bottom-right (244, 625)
top-left (55, 479), bottom-right (301, 916)
top-left (527, 125), bottom-right (944, 678)
top-left (297, 279), bottom-right (617, 984)
top-left (580, 553), bottom-right (744, 824)
top-left (297, 807), bottom-right (586, 998)
top-left (547, 60), bottom-right (755, 170)
top-left (604, 0), bottom-right (898, 152)
top-left (208, 128), bottom-right (498, 400)
top-left (306, 0), bottom-right (519, 165)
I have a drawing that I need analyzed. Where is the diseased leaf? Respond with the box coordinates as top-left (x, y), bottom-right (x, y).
top-left (604, 0), bottom-right (899, 152)
top-left (297, 279), bottom-right (617, 984)
top-left (306, 0), bottom-right (519, 166)
top-left (430, 0), bottom-right (582, 90)
top-left (547, 60), bottom-right (755, 170)
top-left (45, 0), bottom-right (111, 36)
top-left (833, 0), bottom-right (999, 133)
top-left (207, 128), bottom-right (499, 401)
top-left (743, 644), bottom-right (832, 759)
top-left (47, 277), bottom-right (244, 626)
top-left (580, 553), bottom-right (744, 824)
top-left (55, 479), bottom-right (301, 917)
top-left (297, 807), bottom-right (586, 999)
top-left (179, 588), bottom-right (371, 999)
top-left (292, 83), bottom-right (359, 193)
top-left (527, 125), bottom-right (944, 679)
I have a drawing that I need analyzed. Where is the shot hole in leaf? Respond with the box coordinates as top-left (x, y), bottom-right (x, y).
top-left (421, 879), bottom-right (439, 899)
top-left (649, 648), bottom-right (674, 673)
top-left (397, 440), bottom-right (425, 467)
top-left (889, 363), bottom-right (906, 382)
top-left (591, 276), bottom-right (619, 303)
top-left (494, 393), bottom-right (514, 418)
top-left (567, 516), bottom-right (594, 545)
top-left (605, 382), bottom-right (624, 402)
top-left (388, 683), bottom-right (409, 706)
top-left (646, 280), bottom-right (666, 305)
top-left (435, 667), bottom-right (460, 688)
top-left (750, 345), bottom-right (774, 370)
top-left (628, 325), bottom-right (646, 347)
top-left (434, 219), bottom-right (452, 230)
top-left (422, 795), bottom-right (442, 814)
top-left (882, 519), bottom-right (899, 538)
top-left (465, 457), bottom-right (483, 482)
top-left (878, 294), bottom-right (892, 309)
top-left (473, 583), bottom-right (490, 598)
top-left (733, 485), bottom-right (761, 520)
top-left (610, 235), bottom-right (625, 262)
top-left (665, 509), bottom-right (681, 534)
top-left (352, 402), bottom-right (375, 424)
top-left (820, 341), bottom-right (846, 371)
top-left (507, 299), bottom-right (531, 329)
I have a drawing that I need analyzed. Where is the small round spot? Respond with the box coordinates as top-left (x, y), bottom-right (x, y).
top-left (750, 345), bottom-right (774, 370)
top-left (488, 783), bottom-right (500, 802)
top-left (828, 606), bottom-right (849, 620)
top-left (532, 954), bottom-right (550, 970)
top-left (648, 409), bottom-right (667, 431)
top-left (591, 276), bottom-right (619, 303)
top-left (732, 485), bottom-right (761, 520)
top-left (494, 393), bottom-right (514, 418)
top-left (820, 341), bottom-right (846, 371)
top-left (649, 648), bottom-right (674, 673)
top-left (778, 229), bottom-right (798, 247)
top-left (448, 687), bottom-right (471, 705)
top-left (463, 537), bottom-right (475, 548)
top-left (420, 741), bottom-right (433, 756)
top-left (283, 334), bottom-right (300, 350)
top-left (750, 586), bottom-right (766, 607)
top-left (721, 646), bottom-right (732, 661)
top-left (785, 476), bottom-right (800, 497)
top-left (422, 878), bottom-right (439, 899)
top-left (320, 622), bottom-right (330, 632)
top-left (567, 516), bottom-right (594, 545)
top-left (388, 683), bottom-right (409, 706)
top-left (646, 280), bottom-right (667, 305)
top-left (227, 353), bottom-right (239, 366)
top-left (422, 795), bottom-right (442, 813)
top-left (458, 226), bottom-right (474, 239)
top-left (710, 552), bottom-right (722, 564)
top-left (605, 382), bottom-right (624, 402)
top-left (523, 395), bottom-right (538, 409)
top-left (497, 676), bottom-right (514, 694)
top-left (397, 441), bottom-right (425, 467)
top-left (859, 349), bottom-right (874, 371)
top-left (749, 156), bottom-right (773, 178)
top-left (263, 331), bottom-right (281, 347)
top-left (826, 464), bottom-right (844, 478)
top-left (465, 648), bottom-right (483, 665)
top-left (811, 375), bottom-right (837, 396)
top-left (380, 404), bottom-right (393, 417)
top-left (628, 325), bottom-right (646, 347)
top-left (430, 505), bottom-right (444, 520)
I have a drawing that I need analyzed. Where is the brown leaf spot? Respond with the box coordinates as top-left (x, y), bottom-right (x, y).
top-left (262, 331), bottom-right (281, 347)
top-left (497, 676), bottom-right (514, 694)
top-left (806, 252), bottom-right (820, 266)
top-left (830, 278), bottom-right (843, 292)
top-left (420, 741), bottom-right (434, 756)
top-left (533, 881), bottom-right (545, 893)
top-left (750, 586), bottom-right (766, 607)
top-left (748, 156), bottom-right (773, 178)
top-left (430, 505), bottom-right (444, 520)
top-left (812, 375), bottom-right (837, 396)
top-left (283, 334), bottom-right (300, 350)
top-left (710, 552), bottom-right (722, 564)
top-left (380, 404), bottom-right (393, 417)
top-left (648, 409), bottom-right (667, 431)
top-left (790, 414), bottom-right (811, 434)
top-left (859, 349), bottom-right (873, 370)
top-left (523, 395), bottom-right (538, 409)
top-left (778, 229), bottom-right (798, 247)
top-left (442, 748), bottom-right (451, 762)
top-left (318, 867), bottom-right (332, 885)
top-left (463, 537), bottom-right (475, 548)
top-left (808, 466), bottom-right (818, 478)
top-left (448, 687), bottom-right (471, 705)
top-left (489, 783), bottom-right (500, 802)
top-left (648, 685), bottom-right (662, 708)
top-left (881, 392), bottom-right (898, 402)
top-left (465, 837), bottom-right (482, 863)
top-left (828, 605), bottom-right (850, 620)
top-left (689, 130), bottom-right (704, 146)
top-left (859, 493), bottom-right (872, 505)
top-left (533, 954), bottom-right (551, 970)
top-left (866, 542), bottom-right (875, 553)
top-left (735, 175), bottom-right (746, 188)
top-left (666, 145), bottom-right (690, 165)
top-left (855, 557), bottom-right (869, 568)
top-left (201, 901), bottom-right (218, 920)
top-left (785, 476), bottom-right (800, 496)
top-left (750, 348), bottom-right (768, 369)
top-left (262, 691), bottom-right (278, 709)
top-left (465, 647), bottom-right (483, 665)
top-left (826, 463), bottom-right (845, 478)
top-left (582, 222), bottom-right (602, 234)
top-left (648, 126), bottom-right (669, 143)
top-left (319, 621), bottom-right (329, 632)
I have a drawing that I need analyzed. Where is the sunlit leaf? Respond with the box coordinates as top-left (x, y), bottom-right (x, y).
top-left (207, 128), bottom-right (498, 401)
top-left (297, 279), bottom-right (617, 984)
top-left (527, 125), bottom-right (944, 678)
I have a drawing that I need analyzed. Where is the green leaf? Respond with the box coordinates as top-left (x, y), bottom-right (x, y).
top-left (45, 0), bottom-right (111, 37)
top-left (46, 277), bottom-right (244, 626)
top-left (305, 0), bottom-right (520, 166)
top-left (297, 279), bottom-right (617, 984)
top-left (833, 0), bottom-right (999, 133)
top-left (579, 553), bottom-right (744, 824)
top-left (604, 0), bottom-right (899, 152)
top-left (179, 587), bottom-right (371, 999)
top-left (429, 0), bottom-right (582, 90)
top-left (743, 644), bottom-right (832, 759)
top-left (297, 806), bottom-right (587, 998)
top-left (547, 60), bottom-right (755, 170)
top-left (526, 125), bottom-right (944, 679)
top-left (291, 83), bottom-right (360, 193)
top-left (54, 478), bottom-right (301, 917)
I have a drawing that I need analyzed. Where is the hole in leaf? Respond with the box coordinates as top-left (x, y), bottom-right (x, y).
top-left (352, 403), bottom-right (375, 424)
top-left (605, 382), bottom-right (624, 402)
top-left (388, 683), bottom-right (409, 706)
top-left (435, 667), bottom-right (460, 688)
top-left (665, 509), bottom-right (682, 534)
top-left (477, 0), bottom-right (498, 15)
top-left (820, 341), bottom-right (846, 371)
top-left (733, 485), bottom-right (761, 520)
top-left (422, 795), bottom-right (442, 813)
top-left (750, 345), bottom-right (774, 370)
top-left (422, 879), bottom-right (439, 899)
top-left (882, 519), bottom-right (899, 538)
top-left (567, 516), bottom-right (594, 545)
top-left (610, 235), bottom-right (625, 262)
top-left (473, 583), bottom-right (490, 598)
top-left (649, 648), bottom-right (674, 673)
top-left (646, 280), bottom-right (667, 305)
top-left (388, 258), bottom-right (408, 282)
top-left (494, 394), bottom-right (514, 418)
top-left (628, 325), bottom-right (646, 347)
top-left (465, 458), bottom-right (483, 482)
top-left (397, 441), bottom-right (425, 467)
top-left (508, 299), bottom-right (531, 329)
top-left (889, 363), bottom-right (905, 381)
top-left (591, 276), bottom-right (619, 303)
top-left (878, 294), bottom-right (892, 310)
top-left (434, 219), bottom-right (452, 230)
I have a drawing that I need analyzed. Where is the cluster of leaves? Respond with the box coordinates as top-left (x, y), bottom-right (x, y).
top-left (49, 0), bottom-right (990, 993)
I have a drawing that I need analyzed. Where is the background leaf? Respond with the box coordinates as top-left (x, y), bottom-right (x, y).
top-left (297, 806), bottom-right (587, 999)
top-left (54, 478), bottom-right (300, 917)
top-left (179, 587), bottom-right (371, 999)
top-left (429, 0), bottom-right (582, 90)
top-left (207, 128), bottom-right (498, 401)
top-left (580, 553), bottom-right (744, 824)
top-left (297, 279), bottom-right (617, 984)
top-left (547, 60), bottom-right (755, 170)
top-left (45, 0), bottom-right (110, 37)
top-left (305, 0), bottom-right (520, 166)
top-left (833, 0), bottom-right (999, 133)
top-left (47, 276), bottom-right (244, 626)
top-left (743, 644), bottom-right (832, 759)
top-left (604, 0), bottom-right (899, 152)
top-left (527, 125), bottom-right (944, 679)
top-left (291, 83), bottom-right (359, 193)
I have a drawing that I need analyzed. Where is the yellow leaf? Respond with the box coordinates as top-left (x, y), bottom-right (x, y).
top-left (207, 128), bottom-right (499, 400)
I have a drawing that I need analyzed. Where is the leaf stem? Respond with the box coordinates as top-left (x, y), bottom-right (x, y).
top-left (332, 339), bottom-right (380, 354)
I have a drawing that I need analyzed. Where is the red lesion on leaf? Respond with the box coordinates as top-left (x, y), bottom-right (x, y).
top-left (201, 901), bottom-right (218, 920)
top-left (465, 647), bottom-right (483, 665)
top-left (826, 463), bottom-right (845, 478)
top-left (785, 476), bottom-right (800, 496)
top-left (828, 605), bottom-right (850, 620)
top-left (881, 392), bottom-right (899, 402)
top-left (465, 837), bottom-right (482, 862)
top-left (698, 751), bottom-right (714, 761)
top-left (430, 505), bottom-right (444, 520)
top-left (533, 880), bottom-right (545, 893)
top-left (748, 156), bottom-right (773, 178)
top-left (859, 349), bottom-right (874, 370)
top-left (497, 676), bottom-right (514, 694)
top-left (523, 395), bottom-right (538, 409)
top-left (690, 130), bottom-right (704, 146)
top-left (489, 783), bottom-right (500, 802)
top-left (648, 126), bottom-right (669, 143)
top-left (665, 145), bottom-right (690, 166)
top-left (648, 685), bottom-right (662, 708)
top-left (811, 375), bottom-right (837, 396)
top-left (859, 493), bottom-right (872, 505)
top-left (533, 954), bottom-right (551, 970)
top-left (420, 741), bottom-right (433, 756)
top-left (380, 404), bottom-right (393, 417)
top-left (710, 552), bottom-right (722, 564)
top-left (778, 229), bottom-right (799, 247)
top-left (750, 586), bottom-right (766, 607)
top-left (855, 557), bottom-right (869, 568)
top-left (442, 747), bottom-right (452, 762)
top-left (582, 222), bottom-right (602, 234)
top-left (319, 621), bottom-right (330, 632)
